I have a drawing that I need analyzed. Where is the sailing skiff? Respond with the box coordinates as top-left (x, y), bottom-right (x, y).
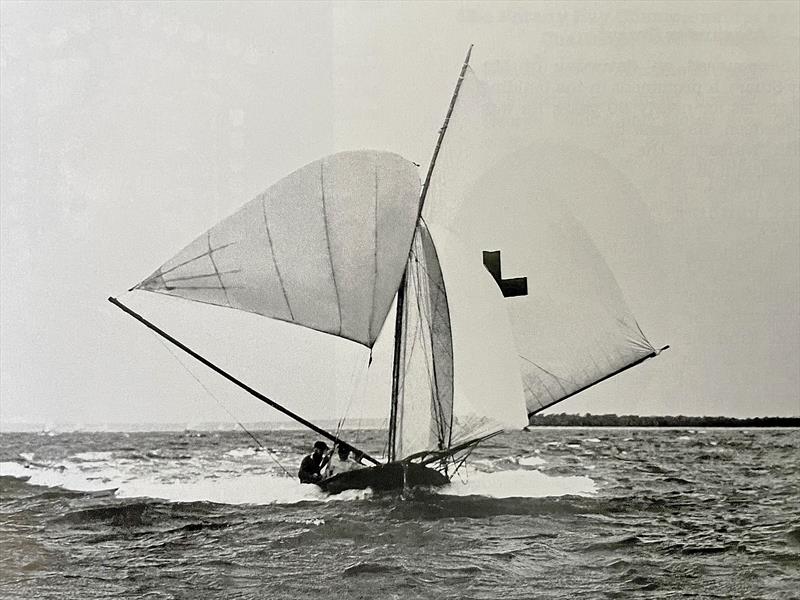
top-left (110, 46), bottom-right (666, 494)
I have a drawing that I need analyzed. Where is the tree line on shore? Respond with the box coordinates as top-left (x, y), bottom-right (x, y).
top-left (527, 413), bottom-right (800, 427)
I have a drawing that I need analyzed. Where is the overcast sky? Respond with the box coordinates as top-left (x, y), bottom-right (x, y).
top-left (1, 1), bottom-right (798, 428)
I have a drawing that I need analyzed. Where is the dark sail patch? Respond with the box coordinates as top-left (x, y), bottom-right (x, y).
top-left (482, 250), bottom-right (528, 297)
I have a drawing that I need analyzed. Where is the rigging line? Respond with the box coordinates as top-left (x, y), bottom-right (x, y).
top-left (152, 335), bottom-right (294, 478)
top-left (406, 245), bottom-right (450, 304)
top-left (345, 352), bottom-right (371, 432)
top-left (333, 350), bottom-right (371, 444)
top-left (410, 253), bottom-right (442, 431)
top-left (406, 255), bottom-right (446, 446)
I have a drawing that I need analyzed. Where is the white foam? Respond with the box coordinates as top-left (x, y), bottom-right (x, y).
top-left (19, 452), bottom-right (35, 461)
top-left (72, 451), bottom-right (114, 462)
top-left (517, 455), bottom-right (546, 467)
top-left (441, 468), bottom-right (596, 498)
top-left (2, 452), bottom-right (595, 505)
top-left (115, 473), bottom-right (371, 505)
top-left (584, 438), bottom-right (602, 443)
top-left (0, 461), bottom-right (117, 492)
top-left (1, 460), bottom-right (369, 505)
top-left (224, 447), bottom-right (258, 458)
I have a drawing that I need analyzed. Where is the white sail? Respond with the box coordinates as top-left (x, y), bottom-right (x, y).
top-left (394, 224), bottom-right (454, 460)
top-left (422, 69), bottom-right (658, 418)
top-left (431, 224), bottom-right (529, 437)
top-left (393, 223), bottom-right (528, 460)
top-left (136, 151), bottom-right (421, 348)
top-left (454, 162), bottom-right (657, 416)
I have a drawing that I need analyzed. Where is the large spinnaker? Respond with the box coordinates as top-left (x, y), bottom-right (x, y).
top-left (422, 68), bottom-right (660, 419)
top-left (135, 151), bottom-right (421, 348)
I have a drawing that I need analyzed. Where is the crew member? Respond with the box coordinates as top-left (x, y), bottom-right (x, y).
top-left (298, 440), bottom-right (330, 483)
top-left (325, 444), bottom-right (364, 477)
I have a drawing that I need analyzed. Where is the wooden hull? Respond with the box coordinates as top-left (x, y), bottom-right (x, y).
top-left (318, 462), bottom-right (449, 495)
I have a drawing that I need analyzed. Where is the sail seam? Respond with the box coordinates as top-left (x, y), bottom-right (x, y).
top-left (519, 355), bottom-right (574, 392)
top-left (161, 285), bottom-right (245, 291)
top-left (260, 196), bottom-right (295, 321)
top-left (206, 231), bottom-right (231, 306)
top-left (368, 164), bottom-right (379, 341)
top-left (162, 270), bottom-right (241, 284)
top-left (320, 162), bottom-right (343, 335)
top-left (138, 243), bottom-right (237, 287)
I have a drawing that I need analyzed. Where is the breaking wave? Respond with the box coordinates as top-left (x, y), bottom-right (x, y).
top-left (0, 453), bottom-right (593, 506)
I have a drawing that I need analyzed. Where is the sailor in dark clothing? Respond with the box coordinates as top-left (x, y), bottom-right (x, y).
top-left (298, 440), bottom-right (330, 483)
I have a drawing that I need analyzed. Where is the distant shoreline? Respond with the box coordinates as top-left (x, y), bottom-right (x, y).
top-left (527, 414), bottom-right (800, 428)
top-left (1, 414), bottom-right (797, 433)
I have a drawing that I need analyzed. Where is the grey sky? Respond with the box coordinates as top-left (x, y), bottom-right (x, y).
top-left (1, 1), bottom-right (798, 428)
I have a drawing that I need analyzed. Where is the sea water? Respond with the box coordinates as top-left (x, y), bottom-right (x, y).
top-left (1, 428), bottom-right (797, 599)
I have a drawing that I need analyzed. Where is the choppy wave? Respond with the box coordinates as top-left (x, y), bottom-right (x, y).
top-left (1, 427), bottom-right (798, 600)
top-left (0, 451), bottom-right (591, 506)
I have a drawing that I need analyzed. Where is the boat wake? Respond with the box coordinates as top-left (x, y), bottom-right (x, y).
top-left (442, 467), bottom-right (596, 498)
top-left (1, 453), bottom-right (594, 505)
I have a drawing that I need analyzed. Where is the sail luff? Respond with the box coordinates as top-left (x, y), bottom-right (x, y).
top-left (526, 346), bottom-right (669, 418)
top-left (108, 296), bottom-right (381, 466)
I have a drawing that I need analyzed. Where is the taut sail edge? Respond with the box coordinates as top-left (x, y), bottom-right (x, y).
top-left (107, 296), bottom-right (381, 466)
top-left (526, 345), bottom-right (670, 419)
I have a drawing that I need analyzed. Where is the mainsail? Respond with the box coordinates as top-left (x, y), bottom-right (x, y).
top-left (136, 151), bottom-right (421, 348)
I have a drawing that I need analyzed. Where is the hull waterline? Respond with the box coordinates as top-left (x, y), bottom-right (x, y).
top-left (317, 462), bottom-right (449, 495)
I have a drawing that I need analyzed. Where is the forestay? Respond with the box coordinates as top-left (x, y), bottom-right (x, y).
top-left (135, 151), bottom-right (421, 348)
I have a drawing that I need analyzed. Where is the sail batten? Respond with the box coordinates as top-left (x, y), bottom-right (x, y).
top-left (134, 151), bottom-right (421, 348)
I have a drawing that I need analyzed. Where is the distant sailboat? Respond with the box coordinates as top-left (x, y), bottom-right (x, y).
top-left (110, 46), bottom-right (666, 494)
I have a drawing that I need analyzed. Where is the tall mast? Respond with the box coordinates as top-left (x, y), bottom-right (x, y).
top-left (108, 296), bottom-right (380, 466)
top-left (387, 44), bottom-right (474, 461)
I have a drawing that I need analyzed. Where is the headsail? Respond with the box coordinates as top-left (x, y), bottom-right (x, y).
top-left (136, 151), bottom-right (421, 348)
top-left (392, 222), bottom-right (528, 460)
top-left (393, 223), bottom-right (454, 460)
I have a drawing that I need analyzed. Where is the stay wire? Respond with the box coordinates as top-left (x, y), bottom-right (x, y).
top-left (152, 335), bottom-right (294, 478)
